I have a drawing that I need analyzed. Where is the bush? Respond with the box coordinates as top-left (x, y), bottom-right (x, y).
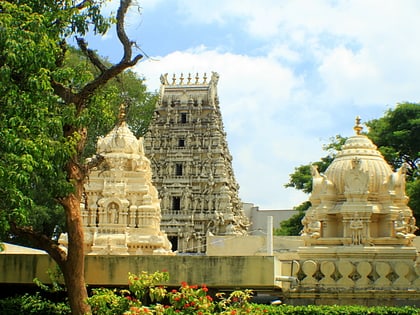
top-left (1, 271), bottom-right (419, 314)
top-left (0, 292), bottom-right (70, 315)
top-left (86, 271), bottom-right (420, 315)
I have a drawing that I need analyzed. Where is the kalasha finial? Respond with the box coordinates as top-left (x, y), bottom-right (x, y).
top-left (118, 103), bottom-right (127, 125)
top-left (353, 116), bottom-right (363, 135)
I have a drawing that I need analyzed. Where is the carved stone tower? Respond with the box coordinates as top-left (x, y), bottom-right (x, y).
top-left (143, 72), bottom-right (249, 253)
top-left (60, 105), bottom-right (172, 255)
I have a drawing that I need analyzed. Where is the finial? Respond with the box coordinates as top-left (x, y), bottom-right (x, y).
top-left (353, 116), bottom-right (363, 135)
top-left (118, 104), bottom-right (127, 125)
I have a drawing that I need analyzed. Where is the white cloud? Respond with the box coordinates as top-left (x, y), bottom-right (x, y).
top-left (123, 0), bottom-right (420, 209)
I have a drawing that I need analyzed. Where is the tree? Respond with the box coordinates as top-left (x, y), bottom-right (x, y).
top-left (274, 201), bottom-right (310, 236)
top-left (366, 103), bottom-right (420, 220)
top-left (0, 1), bottom-right (147, 314)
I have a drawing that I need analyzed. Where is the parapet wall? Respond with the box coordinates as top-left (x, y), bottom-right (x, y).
top-left (0, 252), bottom-right (279, 290)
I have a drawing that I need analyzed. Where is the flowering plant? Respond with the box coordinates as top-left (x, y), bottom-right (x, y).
top-left (87, 271), bottom-right (261, 315)
top-left (165, 281), bottom-right (214, 314)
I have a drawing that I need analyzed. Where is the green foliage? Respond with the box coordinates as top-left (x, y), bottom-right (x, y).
top-left (366, 103), bottom-right (420, 223)
top-left (252, 304), bottom-right (420, 314)
top-left (284, 136), bottom-right (343, 194)
top-left (274, 202), bottom-right (309, 236)
top-left (0, 292), bottom-right (71, 315)
top-left (88, 288), bottom-right (130, 315)
top-left (0, 1), bottom-right (73, 240)
top-left (33, 266), bottom-right (66, 294)
top-left (0, 2), bottom-right (155, 243)
top-left (2, 271), bottom-right (419, 314)
top-left (366, 103), bottom-right (420, 173)
top-left (128, 271), bottom-right (169, 304)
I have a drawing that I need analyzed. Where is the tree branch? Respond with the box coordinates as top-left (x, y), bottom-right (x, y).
top-left (52, 0), bottom-right (143, 111)
top-left (9, 223), bottom-right (67, 267)
top-left (76, 37), bottom-right (108, 73)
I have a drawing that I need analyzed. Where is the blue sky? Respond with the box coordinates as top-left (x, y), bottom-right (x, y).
top-left (86, 0), bottom-right (420, 209)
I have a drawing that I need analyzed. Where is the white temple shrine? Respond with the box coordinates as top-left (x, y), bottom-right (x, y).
top-left (59, 105), bottom-right (172, 255)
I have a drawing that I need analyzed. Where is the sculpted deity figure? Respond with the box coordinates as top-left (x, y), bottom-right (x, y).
top-left (394, 211), bottom-right (417, 240)
top-left (301, 212), bottom-right (321, 239)
top-left (349, 214), bottom-right (364, 245)
top-left (344, 157), bottom-right (369, 201)
top-left (108, 203), bottom-right (118, 224)
top-left (160, 186), bottom-right (170, 210)
top-left (182, 186), bottom-right (192, 211)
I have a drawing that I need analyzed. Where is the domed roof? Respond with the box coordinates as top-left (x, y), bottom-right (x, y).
top-left (96, 105), bottom-right (142, 155)
top-left (324, 117), bottom-right (393, 199)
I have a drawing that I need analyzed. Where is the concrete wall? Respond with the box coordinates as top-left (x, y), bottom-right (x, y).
top-left (243, 203), bottom-right (296, 235)
top-left (0, 253), bottom-right (279, 289)
top-left (206, 235), bottom-right (304, 256)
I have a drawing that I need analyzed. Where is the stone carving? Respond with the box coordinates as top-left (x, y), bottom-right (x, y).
top-left (59, 105), bottom-right (172, 255)
top-left (143, 73), bottom-right (249, 253)
top-left (300, 117), bottom-right (417, 247)
top-left (344, 157), bottom-right (369, 201)
top-left (394, 211), bottom-right (417, 240)
top-left (349, 214), bottom-right (363, 245)
top-left (297, 117), bottom-right (419, 296)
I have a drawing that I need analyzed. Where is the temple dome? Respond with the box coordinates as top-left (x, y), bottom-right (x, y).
top-left (97, 121), bottom-right (142, 155)
top-left (324, 132), bottom-right (393, 200)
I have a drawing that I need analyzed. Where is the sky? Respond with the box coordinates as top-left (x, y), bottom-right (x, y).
top-left (85, 0), bottom-right (420, 210)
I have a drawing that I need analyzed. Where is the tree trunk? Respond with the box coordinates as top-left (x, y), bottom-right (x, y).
top-left (60, 162), bottom-right (90, 315)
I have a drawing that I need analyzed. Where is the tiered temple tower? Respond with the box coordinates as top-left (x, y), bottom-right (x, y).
top-left (60, 105), bottom-right (173, 255)
top-left (143, 72), bottom-right (249, 253)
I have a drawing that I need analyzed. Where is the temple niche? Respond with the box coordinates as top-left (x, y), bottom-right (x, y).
top-left (59, 105), bottom-right (172, 255)
top-left (301, 117), bottom-right (417, 247)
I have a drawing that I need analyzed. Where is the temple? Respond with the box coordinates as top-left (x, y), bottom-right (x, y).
top-left (143, 72), bottom-right (250, 253)
top-left (301, 116), bottom-right (417, 247)
top-left (59, 104), bottom-right (172, 255)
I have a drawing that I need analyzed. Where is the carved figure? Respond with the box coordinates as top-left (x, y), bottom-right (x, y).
top-left (344, 157), bottom-right (369, 200)
top-left (301, 213), bottom-right (321, 239)
top-left (389, 163), bottom-right (409, 204)
top-left (349, 215), bottom-right (364, 245)
top-left (108, 203), bottom-right (118, 224)
top-left (394, 211), bottom-right (416, 239)
top-left (182, 186), bottom-right (192, 211)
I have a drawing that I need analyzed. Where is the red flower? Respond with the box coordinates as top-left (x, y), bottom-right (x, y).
top-left (181, 281), bottom-right (188, 288)
top-left (231, 310), bottom-right (237, 315)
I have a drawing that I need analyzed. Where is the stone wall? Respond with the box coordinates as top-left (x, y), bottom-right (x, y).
top-left (0, 253), bottom-right (279, 289)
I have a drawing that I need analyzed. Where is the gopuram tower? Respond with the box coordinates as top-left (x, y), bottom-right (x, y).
top-left (143, 72), bottom-right (249, 253)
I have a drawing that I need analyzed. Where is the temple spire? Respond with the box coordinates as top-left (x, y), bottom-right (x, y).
top-left (353, 116), bottom-right (363, 135)
top-left (118, 103), bottom-right (127, 126)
